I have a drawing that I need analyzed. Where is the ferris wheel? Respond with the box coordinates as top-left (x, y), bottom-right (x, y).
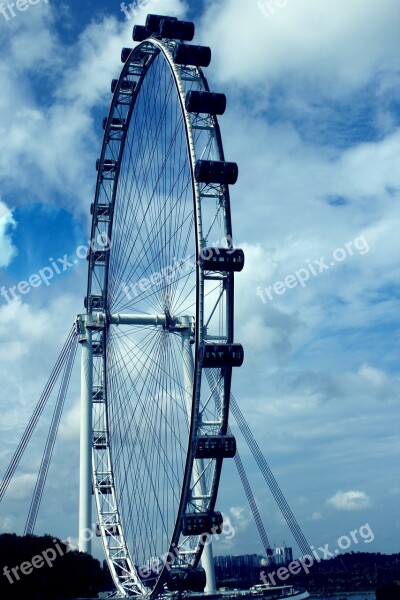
top-left (78, 13), bottom-right (245, 598)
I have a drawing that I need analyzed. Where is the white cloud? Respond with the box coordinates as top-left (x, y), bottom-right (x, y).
top-left (201, 0), bottom-right (400, 95)
top-left (0, 201), bottom-right (17, 268)
top-left (310, 512), bottom-right (323, 521)
top-left (59, 401), bottom-right (80, 441)
top-left (6, 473), bottom-right (37, 501)
top-left (327, 490), bottom-right (371, 511)
top-left (0, 515), bottom-right (15, 532)
top-left (58, 0), bottom-right (186, 109)
top-left (229, 506), bottom-right (251, 533)
top-left (358, 364), bottom-right (389, 388)
top-left (0, 294), bottom-right (81, 428)
top-left (0, 0), bottom-right (188, 219)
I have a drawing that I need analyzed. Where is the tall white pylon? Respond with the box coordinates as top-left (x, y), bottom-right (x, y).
top-left (78, 315), bottom-right (93, 554)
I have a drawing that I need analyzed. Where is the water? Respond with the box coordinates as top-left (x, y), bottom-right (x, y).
top-left (69, 592), bottom-right (376, 600)
top-left (312, 593), bottom-right (376, 600)
top-left (72, 591), bottom-right (378, 600)
top-left (94, 592), bottom-right (376, 600)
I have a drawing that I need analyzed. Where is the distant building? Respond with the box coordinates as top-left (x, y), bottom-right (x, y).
top-left (284, 546), bottom-right (293, 564)
top-left (271, 546), bottom-right (293, 565)
top-left (214, 554), bottom-right (264, 581)
top-left (214, 548), bottom-right (294, 583)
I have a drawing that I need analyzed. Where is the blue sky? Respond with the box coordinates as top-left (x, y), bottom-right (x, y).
top-left (0, 0), bottom-right (399, 562)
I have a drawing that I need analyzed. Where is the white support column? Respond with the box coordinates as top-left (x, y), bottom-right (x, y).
top-left (79, 322), bottom-right (93, 554)
top-left (181, 320), bottom-right (217, 594)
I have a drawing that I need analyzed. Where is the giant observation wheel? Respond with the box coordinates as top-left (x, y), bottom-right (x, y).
top-left (81, 14), bottom-right (245, 598)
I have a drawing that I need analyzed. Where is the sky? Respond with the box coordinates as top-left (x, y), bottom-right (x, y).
top-left (0, 0), bottom-right (399, 565)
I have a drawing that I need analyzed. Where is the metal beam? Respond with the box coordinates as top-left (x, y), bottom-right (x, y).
top-left (109, 313), bottom-right (168, 326)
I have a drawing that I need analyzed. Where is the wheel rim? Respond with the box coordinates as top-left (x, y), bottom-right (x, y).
top-left (87, 34), bottom-right (238, 598)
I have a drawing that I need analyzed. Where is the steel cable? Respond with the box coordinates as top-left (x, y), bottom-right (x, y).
top-left (205, 369), bottom-right (312, 558)
top-left (0, 325), bottom-right (76, 503)
top-left (24, 332), bottom-right (78, 534)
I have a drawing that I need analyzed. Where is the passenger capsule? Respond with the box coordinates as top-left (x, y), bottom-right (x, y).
top-left (111, 79), bottom-right (136, 94)
top-left (132, 24), bottom-right (148, 42)
top-left (96, 159), bottom-right (117, 173)
top-left (121, 47), bottom-right (133, 63)
top-left (182, 511), bottom-right (223, 536)
top-left (102, 117), bottom-right (125, 131)
top-left (198, 344), bottom-right (244, 368)
top-left (200, 248), bottom-right (244, 272)
top-left (195, 160), bottom-right (238, 185)
top-left (167, 567), bottom-right (206, 592)
top-left (185, 91), bottom-right (226, 115)
top-left (160, 19), bottom-right (195, 41)
top-left (194, 435), bottom-right (237, 459)
top-left (145, 14), bottom-right (177, 35)
top-left (173, 44), bottom-right (211, 68)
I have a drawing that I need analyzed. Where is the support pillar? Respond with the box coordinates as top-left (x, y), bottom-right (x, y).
top-left (78, 320), bottom-right (93, 554)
